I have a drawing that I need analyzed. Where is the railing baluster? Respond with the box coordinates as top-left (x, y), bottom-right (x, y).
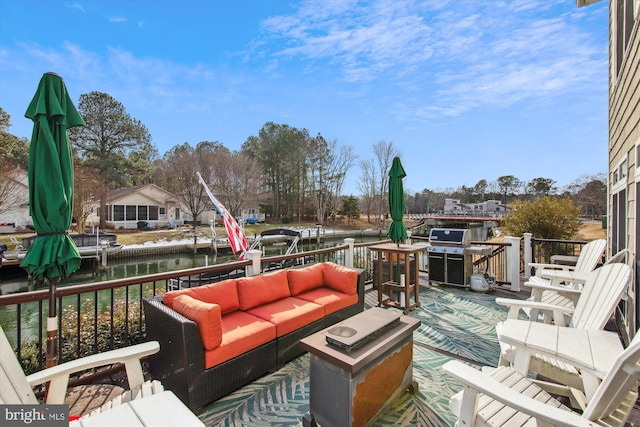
top-left (1, 240), bottom-right (515, 376)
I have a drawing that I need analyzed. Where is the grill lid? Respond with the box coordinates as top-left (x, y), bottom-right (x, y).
top-left (428, 228), bottom-right (471, 246)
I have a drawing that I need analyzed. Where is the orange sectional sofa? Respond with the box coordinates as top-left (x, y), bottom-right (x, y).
top-left (143, 262), bottom-right (365, 412)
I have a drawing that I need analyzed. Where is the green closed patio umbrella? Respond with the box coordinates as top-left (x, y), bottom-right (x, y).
top-left (21, 72), bottom-right (84, 367)
top-left (387, 156), bottom-right (408, 245)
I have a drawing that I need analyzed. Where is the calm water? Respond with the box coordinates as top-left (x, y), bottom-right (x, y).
top-left (0, 234), bottom-right (382, 295)
top-left (0, 235), bottom-right (382, 342)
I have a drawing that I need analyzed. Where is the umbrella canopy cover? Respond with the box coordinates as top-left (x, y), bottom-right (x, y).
top-left (21, 72), bottom-right (85, 280)
top-left (387, 156), bottom-right (408, 243)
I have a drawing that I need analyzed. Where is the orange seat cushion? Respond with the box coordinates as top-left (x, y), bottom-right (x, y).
top-left (172, 295), bottom-right (222, 351)
top-left (163, 279), bottom-right (239, 314)
top-left (323, 263), bottom-right (358, 295)
top-left (247, 297), bottom-right (323, 336)
top-left (296, 288), bottom-right (359, 315)
top-left (287, 263), bottom-right (325, 296)
top-left (237, 269), bottom-right (290, 311)
top-left (204, 311), bottom-right (277, 368)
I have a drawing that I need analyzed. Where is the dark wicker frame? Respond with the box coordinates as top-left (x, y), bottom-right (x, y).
top-left (143, 267), bottom-right (365, 412)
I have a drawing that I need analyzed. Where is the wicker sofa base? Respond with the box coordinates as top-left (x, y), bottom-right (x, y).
top-left (143, 267), bottom-right (365, 412)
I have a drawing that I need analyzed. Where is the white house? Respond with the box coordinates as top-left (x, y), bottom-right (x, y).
top-left (443, 198), bottom-right (507, 215)
top-left (0, 168), bottom-right (31, 231)
top-left (88, 184), bottom-right (182, 230)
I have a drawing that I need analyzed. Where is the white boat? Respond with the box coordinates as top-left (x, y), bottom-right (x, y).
top-left (2, 232), bottom-right (123, 263)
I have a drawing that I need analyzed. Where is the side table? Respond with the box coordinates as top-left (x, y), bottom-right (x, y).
top-left (368, 243), bottom-right (426, 314)
top-left (300, 308), bottom-right (421, 427)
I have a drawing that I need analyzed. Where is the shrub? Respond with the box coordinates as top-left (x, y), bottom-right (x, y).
top-left (502, 196), bottom-right (581, 239)
top-left (19, 288), bottom-right (157, 375)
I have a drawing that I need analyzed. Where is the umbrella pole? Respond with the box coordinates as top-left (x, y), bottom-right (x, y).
top-left (46, 277), bottom-right (58, 367)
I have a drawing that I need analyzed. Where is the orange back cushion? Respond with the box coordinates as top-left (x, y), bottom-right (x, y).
top-left (237, 269), bottom-right (290, 310)
top-left (172, 294), bottom-right (222, 351)
top-left (163, 279), bottom-right (239, 314)
top-left (323, 262), bottom-right (358, 295)
top-left (287, 263), bottom-right (325, 295)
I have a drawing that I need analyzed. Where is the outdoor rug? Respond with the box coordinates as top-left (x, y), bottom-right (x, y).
top-left (198, 282), bottom-right (514, 426)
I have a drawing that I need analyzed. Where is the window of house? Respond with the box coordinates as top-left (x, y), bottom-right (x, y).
top-left (612, 191), bottom-right (626, 254)
top-left (113, 205), bottom-right (125, 221)
top-left (138, 206), bottom-right (148, 221)
top-left (149, 206), bottom-right (159, 220)
top-left (620, 159), bottom-right (628, 179)
top-left (612, 152), bottom-right (630, 255)
top-left (615, 0), bottom-right (639, 76)
top-left (175, 208), bottom-right (180, 220)
top-left (159, 207), bottom-right (165, 215)
top-left (126, 205), bottom-right (136, 221)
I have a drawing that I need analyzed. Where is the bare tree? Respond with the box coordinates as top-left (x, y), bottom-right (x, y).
top-left (211, 150), bottom-right (264, 219)
top-left (0, 165), bottom-right (28, 216)
top-left (307, 136), bottom-right (356, 225)
top-left (357, 159), bottom-right (376, 223)
top-left (372, 141), bottom-right (399, 226)
top-left (155, 142), bottom-right (223, 228)
top-left (73, 163), bottom-right (101, 232)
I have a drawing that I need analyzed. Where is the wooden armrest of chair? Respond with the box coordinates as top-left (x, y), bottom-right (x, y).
top-left (442, 361), bottom-right (593, 427)
top-left (525, 282), bottom-right (583, 295)
top-left (540, 270), bottom-right (589, 284)
top-left (529, 262), bottom-right (575, 277)
top-left (26, 341), bottom-right (160, 405)
top-left (495, 297), bottom-right (574, 325)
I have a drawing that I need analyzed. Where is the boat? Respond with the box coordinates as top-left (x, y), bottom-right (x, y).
top-left (168, 229), bottom-right (309, 290)
top-left (2, 232), bottom-right (123, 263)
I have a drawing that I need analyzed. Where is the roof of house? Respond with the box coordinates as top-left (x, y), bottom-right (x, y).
top-left (105, 184), bottom-right (178, 205)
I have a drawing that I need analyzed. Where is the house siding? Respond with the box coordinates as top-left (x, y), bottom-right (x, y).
top-left (608, 0), bottom-right (640, 341)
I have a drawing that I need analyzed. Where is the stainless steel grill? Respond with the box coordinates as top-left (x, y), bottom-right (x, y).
top-left (427, 228), bottom-right (489, 287)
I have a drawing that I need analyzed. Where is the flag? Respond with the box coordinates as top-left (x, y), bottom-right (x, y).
top-left (196, 172), bottom-right (249, 260)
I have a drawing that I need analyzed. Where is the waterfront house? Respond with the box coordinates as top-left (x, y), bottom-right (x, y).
top-left (443, 198), bottom-right (507, 216)
top-left (88, 184), bottom-right (183, 230)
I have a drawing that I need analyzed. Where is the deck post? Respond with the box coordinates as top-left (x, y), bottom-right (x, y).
top-left (344, 238), bottom-right (355, 269)
top-left (523, 233), bottom-right (532, 278)
top-left (504, 236), bottom-right (521, 291)
top-left (246, 249), bottom-right (262, 276)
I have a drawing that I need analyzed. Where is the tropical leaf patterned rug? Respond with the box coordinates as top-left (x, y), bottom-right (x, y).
top-left (198, 284), bottom-right (512, 426)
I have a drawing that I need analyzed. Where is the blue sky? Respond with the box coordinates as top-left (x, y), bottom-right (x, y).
top-left (0, 0), bottom-right (608, 195)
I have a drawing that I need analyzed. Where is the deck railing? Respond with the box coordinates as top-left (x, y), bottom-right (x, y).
top-left (1, 237), bottom-right (514, 376)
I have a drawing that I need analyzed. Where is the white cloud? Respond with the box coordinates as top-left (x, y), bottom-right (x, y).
top-left (66, 2), bottom-right (84, 12)
top-left (256, 0), bottom-right (606, 120)
top-left (109, 16), bottom-right (126, 23)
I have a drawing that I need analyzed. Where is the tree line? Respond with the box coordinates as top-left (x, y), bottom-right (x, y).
top-left (0, 92), bottom-right (606, 230)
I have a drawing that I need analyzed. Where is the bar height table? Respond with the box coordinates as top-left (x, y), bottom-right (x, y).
top-left (368, 243), bottom-right (426, 314)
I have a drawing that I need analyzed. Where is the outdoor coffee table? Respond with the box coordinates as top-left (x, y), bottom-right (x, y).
top-left (300, 308), bottom-right (420, 427)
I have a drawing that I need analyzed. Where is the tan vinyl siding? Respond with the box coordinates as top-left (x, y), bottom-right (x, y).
top-left (609, 0), bottom-right (640, 341)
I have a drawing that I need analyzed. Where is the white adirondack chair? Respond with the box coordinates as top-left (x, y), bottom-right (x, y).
top-left (443, 329), bottom-right (640, 427)
top-left (516, 239), bottom-right (607, 323)
top-left (496, 263), bottom-right (632, 392)
top-left (528, 238), bottom-right (606, 280)
top-left (0, 325), bottom-right (202, 425)
top-left (504, 248), bottom-right (628, 324)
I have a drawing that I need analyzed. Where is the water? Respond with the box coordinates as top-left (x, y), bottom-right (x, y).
top-left (0, 234), bottom-right (382, 295)
top-left (0, 235), bottom-right (383, 343)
